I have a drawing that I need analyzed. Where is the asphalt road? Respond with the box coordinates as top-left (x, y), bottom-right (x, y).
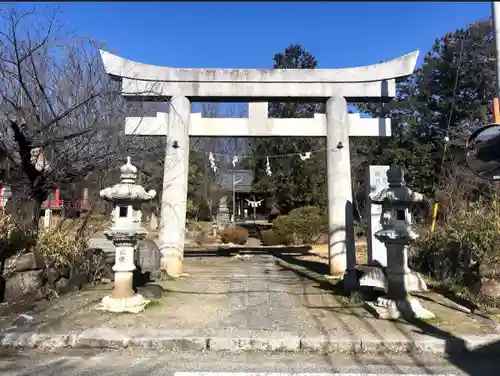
top-left (0, 348), bottom-right (497, 376)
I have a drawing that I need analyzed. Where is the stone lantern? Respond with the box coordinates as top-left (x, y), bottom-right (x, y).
top-left (364, 163), bottom-right (434, 320)
top-left (97, 157), bottom-right (156, 313)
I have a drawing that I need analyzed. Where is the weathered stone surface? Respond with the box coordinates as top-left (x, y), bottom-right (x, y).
top-left (56, 265), bottom-right (71, 279)
top-left (481, 278), bottom-right (500, 298)
top-left (54, 277), bottom-right (71, 295)
top-left (3, 270), bottom-right (44, 303)
top-left (137, 239), bottom-right (161, 273)
top-left (135, 284), bottom-right (164, 299)
top-left (69, 271), bottom-right (89, 291)
top-left (208, 336), bottom-right (300, 352)
top-left (300, 337), bottom-right (362, 353)
top-left (4, 252), bottom-right (46, 274)
top-left (358, 265), bottom-right (428, 292)
top-left (44, 268), bottom-right (60, 285)
top-left (480, 264), bottom-right (500, 279)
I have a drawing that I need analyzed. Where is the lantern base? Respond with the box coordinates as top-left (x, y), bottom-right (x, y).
top-left (365, 296), bottom-right (434, 320)
top-left (96, 294), bottom-right (151, 314)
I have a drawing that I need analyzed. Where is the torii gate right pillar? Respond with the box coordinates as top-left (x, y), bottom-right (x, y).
top-left (326, 96), bottom-right (356, 282)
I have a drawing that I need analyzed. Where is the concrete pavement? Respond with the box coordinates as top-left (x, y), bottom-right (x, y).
top-left (0, 348), bottom-right (494, 375)
top-left (1, 255), bottom-right (499, 356)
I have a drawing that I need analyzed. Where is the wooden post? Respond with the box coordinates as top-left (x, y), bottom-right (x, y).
top-left (494, 98), bottom-right (500, 123)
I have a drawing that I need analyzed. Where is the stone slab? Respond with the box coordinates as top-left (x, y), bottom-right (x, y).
top-left (365, 165), bottom-right (390, 267)
top-left (2, 328), bottom-right (500, 355)
top-left (125, 111), bottom-right (392, 138)
top-left (100, 50), bottom-right (419, 101)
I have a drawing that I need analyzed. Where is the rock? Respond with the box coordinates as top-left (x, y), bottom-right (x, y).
top-left (69, 271), bottom-right (89, 291)
top-left (12, 313), bottom-right (34, 327)
top-left (101, 277), bottom-right (112, 284)
top-left (44, 268), bottom-right (60, 285)
top-left (480, 278), bottom-right (500, 298)
top-left (55, 277), bottom-right (71, 295)
top-left (56, 265), bottom-right (71, 279)
top-left (137, 239), bottom-right (161, 273)
top-left (479, 264), bottom-right (500, 279)
top-left (3, 270), bottom-right (44, 303)
top-left (4, 252), bottom-right (46, 274)
top-left (136, 284), bottom-right (165, 299)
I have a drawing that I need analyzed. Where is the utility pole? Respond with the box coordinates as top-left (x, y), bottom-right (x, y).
top-left (492, 2), bottom-right (500, 121)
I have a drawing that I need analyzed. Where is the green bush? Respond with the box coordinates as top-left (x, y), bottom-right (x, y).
top-left (260, 229), bottom-right (294, 246)
top-left (413, 200), bottom-right (500, 290)
top-left (273, 206), bottom-right (327, 245)
top-left (220, 227), bottom-right (249, 245)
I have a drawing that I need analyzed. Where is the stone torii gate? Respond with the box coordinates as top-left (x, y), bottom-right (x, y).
top-left (99, 50), bottom-right (419, 282)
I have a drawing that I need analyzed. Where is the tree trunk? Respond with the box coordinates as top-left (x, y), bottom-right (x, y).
top-left (30, 196), bottom-right (44, 236)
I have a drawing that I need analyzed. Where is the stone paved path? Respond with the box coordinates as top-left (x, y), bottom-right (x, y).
top-left (0, 255), bottom-right (496, 342)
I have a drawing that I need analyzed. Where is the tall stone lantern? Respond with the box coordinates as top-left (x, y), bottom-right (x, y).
top-left (97, 157), bottom-right (156, 313)
top-left (364, 163), bottom-right (434, 320)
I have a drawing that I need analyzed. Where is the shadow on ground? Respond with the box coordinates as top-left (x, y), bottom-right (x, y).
top-left (274, 253), bottom-right (329, 275)
top-left (276, 256), bottom-right (500, 376)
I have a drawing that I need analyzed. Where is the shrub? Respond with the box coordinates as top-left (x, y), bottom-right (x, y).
top-left (0, 211), bottom-right (98, 273)
top-left (413, 200), bottom-right (500, 290)
top-left (260, 229), bottom-right (294, 246)
top-left (273, 206), bottom-right (327, 245)
top-left (34, 228), bottom-right (87, 268)
top-left (0, 212), bottom-right (35, 260)
top-left (220, 227), bottom-right (249, 245)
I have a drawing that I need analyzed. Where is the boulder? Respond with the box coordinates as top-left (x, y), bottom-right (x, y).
top-left (54, 277), bottom-right (71, 295)
top-left (481, 278), bottom-right (500, 298)
top-left (56, 265), bottom-right (71, 279)
top-left (44, 268), bottom-right (60, 285)
top-left (136, 239), bottom-right (161, 273)
top-left (3, 252), bottom-right (46, 275)
top-left (3, 269), bottom-right (45, 303)
top-left (479, 264), bottom-right (500, 279)
top-left (69, 270), bottom-right (89, 291)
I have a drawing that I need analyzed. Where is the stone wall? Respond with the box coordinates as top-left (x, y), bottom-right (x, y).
top-left (0, 249), bottom-right (113, 304)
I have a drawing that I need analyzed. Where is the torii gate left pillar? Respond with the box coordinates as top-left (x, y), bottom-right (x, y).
top-left (99, 50), bottom-right (419, 283)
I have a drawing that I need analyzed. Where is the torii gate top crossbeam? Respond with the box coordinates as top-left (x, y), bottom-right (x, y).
top-left (100, 50), bottom-right (419, 102)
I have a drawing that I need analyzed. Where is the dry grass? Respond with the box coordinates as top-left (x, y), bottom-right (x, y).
top-left (301, 236), bottom-right (368, 265)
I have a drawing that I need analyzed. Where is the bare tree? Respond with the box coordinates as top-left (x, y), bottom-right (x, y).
top-left (0, 6), bottom-right (128, 233)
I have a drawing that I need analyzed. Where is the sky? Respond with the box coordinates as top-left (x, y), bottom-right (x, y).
top-left (46, 1), bottom-right (491, 70)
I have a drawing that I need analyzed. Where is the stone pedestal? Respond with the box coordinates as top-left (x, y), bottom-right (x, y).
top-left (365, 245), bottom-right (433, 320)
top-left (359, 265), bottom-right (428, 293)
top-left (97, 235), bottom-right (150, 313)
top-left (365, 242), bottom-right (434, 320)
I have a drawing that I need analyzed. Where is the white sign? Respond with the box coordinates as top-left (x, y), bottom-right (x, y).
top-left (366, 165), bottom-right (390, 267)
top-left (43, 209), bottom-right (53, 229)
